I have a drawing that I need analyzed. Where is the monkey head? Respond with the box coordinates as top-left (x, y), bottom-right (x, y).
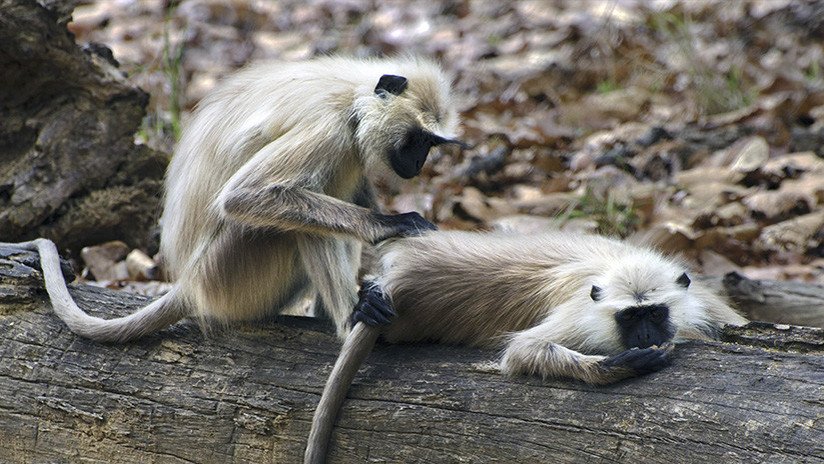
top-left (388, 124), bottom-right (467, 179)
top-left (353, 63), bottom-right (465, 180)
top-left (584, 256), bottom-right (717, 353)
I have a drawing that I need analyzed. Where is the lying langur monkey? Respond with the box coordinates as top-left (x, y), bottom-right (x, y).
top-left (0, 56), bottom-right (465, 342)
top-left (305, 230), bottom-right (748, 463)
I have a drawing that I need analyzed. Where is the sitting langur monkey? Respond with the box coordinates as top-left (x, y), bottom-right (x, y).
top-left (0, 56), bottom-right (465, 342)
top-left (305, 230), bottom-right (748, 463)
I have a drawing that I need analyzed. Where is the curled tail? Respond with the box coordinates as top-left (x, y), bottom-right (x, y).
top-left (1, 238), bottom-right (187, 343)
top-left (305, 322), bottom-right (380, 464)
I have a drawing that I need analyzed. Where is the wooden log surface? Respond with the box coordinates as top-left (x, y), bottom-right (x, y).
top-left (0, 249), bottom-right (823, 463)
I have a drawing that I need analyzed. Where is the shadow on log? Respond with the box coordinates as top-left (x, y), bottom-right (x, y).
top-left (0, 248), bottom-right (823, 463)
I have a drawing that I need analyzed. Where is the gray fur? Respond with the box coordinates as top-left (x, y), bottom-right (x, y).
top-left (306, 230), bottom-right (748, 462)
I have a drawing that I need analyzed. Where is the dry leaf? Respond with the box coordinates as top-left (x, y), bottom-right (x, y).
top-left (675, 167), bottom-right (745, 188)
top-left (728, 136), bottom-right (769, 172)
top-left (513, 191), bottom-right (577, 216)
top-left (699, 250), bottom-right (741, 275)
top-left (680, 182), bottom-right (747, 210)
top-left (632, 222), bottom-right (694, 254)
top-left (693, 201), bottom-right (748, 229)
top-left (81, 241), bottom-right (130, 281)
top-left (126, 249), bottom-right (159, 281)
top-left (743, 190), bottom-right (812, 223)
top-left (762, 151), bottom-right (824, 176)
top-left (454, 187), bottom-right (516, 223)
top-left (758, 210), bottom-right (824, 252)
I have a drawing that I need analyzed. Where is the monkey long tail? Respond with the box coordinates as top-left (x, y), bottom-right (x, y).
top-left (0, 239), bottom-right (187, 343)
top-left (305, 322), bottom-right (380, 464)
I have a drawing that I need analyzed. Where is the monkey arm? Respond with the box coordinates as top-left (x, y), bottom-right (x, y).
top-left (500, 315), bottom-right (673, 385)
top-left (212, 122), bottom-right (436, 242)
top-left (220, 184), bottom-right (434, 243)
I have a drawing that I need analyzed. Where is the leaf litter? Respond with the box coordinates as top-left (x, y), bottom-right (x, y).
top-left (68, 0), bottom-right (824, 290)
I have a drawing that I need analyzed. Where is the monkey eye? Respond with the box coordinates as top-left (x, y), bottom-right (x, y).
top-left (590, 285), bottom-right (603, 301)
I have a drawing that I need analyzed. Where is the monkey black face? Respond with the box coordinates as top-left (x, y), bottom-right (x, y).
top-left (389, 127), bottom-right (467, 179)
top-left (389, 127), bottom-right (433, 179)
top-left (591, 272), bottom-right (690, 349)
top-left (614, 304), bottom-right (676, 349)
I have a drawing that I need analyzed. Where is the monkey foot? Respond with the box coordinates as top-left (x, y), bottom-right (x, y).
top-left (352, 281), bottom-right (396, 326)
top-left (600, 343), bottom-right (673, 376)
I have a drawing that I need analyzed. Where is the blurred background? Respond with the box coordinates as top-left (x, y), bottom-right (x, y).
top-left (67, 0), bottom-right (824, 287)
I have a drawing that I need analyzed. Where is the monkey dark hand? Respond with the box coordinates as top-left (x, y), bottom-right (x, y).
top-left (599, 343), bottom-right (674, 381)
top-left (352, 281), bottom-right (396, 326)
top-left (373, 212), bottom-right (437, 244)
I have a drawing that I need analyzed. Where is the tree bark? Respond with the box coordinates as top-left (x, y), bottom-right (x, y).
top-left (0, 0), bottom-right (167, 256)
top-left (720, 271), bottom-right (824, 328)
top-left (0, 248), bottom-right (822, 463)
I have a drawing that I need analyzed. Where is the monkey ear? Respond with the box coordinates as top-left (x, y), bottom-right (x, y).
top-left (590, 285), bottom-right (603, 301)
top-left (676, 272), bottom-right (691, 289)
top-left (375, 74), bottom-right (408, 97)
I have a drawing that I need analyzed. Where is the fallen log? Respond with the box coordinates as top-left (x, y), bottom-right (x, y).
top-left (0, 248), bottom-right (822, 463)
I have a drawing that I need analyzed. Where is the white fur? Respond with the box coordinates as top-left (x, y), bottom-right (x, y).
top-left (375, 230), bottom-right (746, 355)
top-left (7, 56), bottom-right (460, 343)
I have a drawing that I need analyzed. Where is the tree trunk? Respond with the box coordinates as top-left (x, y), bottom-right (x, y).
top-left (0, 248), bottom-right (822, 463)
top-left (0, 0), bottom-right (167, 256)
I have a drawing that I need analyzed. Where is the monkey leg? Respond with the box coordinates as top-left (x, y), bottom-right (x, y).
top-left (351, 280), bottom-right (396, 326)
top-left (297, 235), bottom-right (361, 338)
top-left (500, 319), bottom-right (673, 385)
top-left (182, 228), bottom-right (310, 322)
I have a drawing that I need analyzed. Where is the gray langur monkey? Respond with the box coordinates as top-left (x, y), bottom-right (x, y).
top-left (0, 56), bottom-right (465, 342)
top-left (305, 230), bottom-right (747, 463)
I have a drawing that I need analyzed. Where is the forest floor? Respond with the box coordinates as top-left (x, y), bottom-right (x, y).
top-left (69, 0), bottom-right (824, 290)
